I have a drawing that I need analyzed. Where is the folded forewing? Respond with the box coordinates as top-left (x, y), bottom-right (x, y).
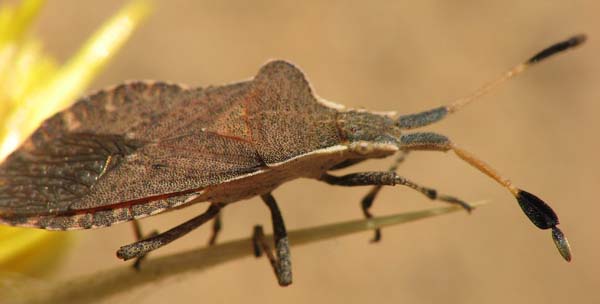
top-left (0, 81), bottom-right (263, 226)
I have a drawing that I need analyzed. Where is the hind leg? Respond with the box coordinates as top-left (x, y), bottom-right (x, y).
top-left (117, 203), bottom-right (223, 262)
top-left (129, 220), bottom-right (159, 270)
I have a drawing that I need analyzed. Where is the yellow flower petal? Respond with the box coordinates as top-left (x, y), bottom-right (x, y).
top-left (0, 0), bottom-right (153, 276)
top-left (0, 0), bottom-right (45, 47)
top-left (0, 0), bottom-right (152, 160)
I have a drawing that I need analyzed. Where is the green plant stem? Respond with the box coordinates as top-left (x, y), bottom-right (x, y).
top-left (13, 201), bottom-right (485, 304)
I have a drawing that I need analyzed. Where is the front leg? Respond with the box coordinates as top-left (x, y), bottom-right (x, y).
top-left (320, 171), bottom-right (472, 215)
top-left (360, 152), bottom-right (408, 242)
top-left (321, 170), bottom-right (472, 243)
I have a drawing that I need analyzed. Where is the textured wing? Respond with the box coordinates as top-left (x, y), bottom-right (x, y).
top-left (0, 81), bottom-right (264, 229)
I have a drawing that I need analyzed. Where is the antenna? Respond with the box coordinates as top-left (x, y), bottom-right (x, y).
top-left (397, 34), bottom-right (587, 129)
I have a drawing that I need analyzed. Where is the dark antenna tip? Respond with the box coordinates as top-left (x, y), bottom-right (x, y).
top-left (526, 34), bottom-right (587, 64)
top-left (552, 227), bottom-right (572, 262)
top-left (515, 189), bottom-right (558, 229)
top-left (515, 190), bottom-right (571, 261)
top-left (571, 33), bottom-right (588, 45)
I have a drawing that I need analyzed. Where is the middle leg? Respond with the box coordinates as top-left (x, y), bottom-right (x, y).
top-left (252, 192), bottom-right (292, 286)
top-left (207, 210), bottom-right (222, 246)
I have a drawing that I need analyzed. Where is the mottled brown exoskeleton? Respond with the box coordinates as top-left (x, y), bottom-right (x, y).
top-left (0, 35), bottom-right (585, 286)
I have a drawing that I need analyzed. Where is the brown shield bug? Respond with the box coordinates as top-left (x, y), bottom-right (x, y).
top-left (0, 34), bottom-right (585, 286)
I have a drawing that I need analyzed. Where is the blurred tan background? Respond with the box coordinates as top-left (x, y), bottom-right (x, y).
top-left (32, 0), bottom-right (599, 303)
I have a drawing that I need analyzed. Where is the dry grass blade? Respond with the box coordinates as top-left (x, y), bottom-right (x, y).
top-left (8, 201), bottom-right (486, 304)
